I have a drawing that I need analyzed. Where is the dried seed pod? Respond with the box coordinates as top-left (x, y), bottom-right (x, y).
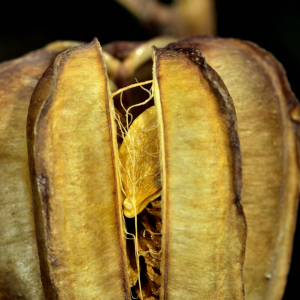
top-left (27, 39), bottom-right (130, 299)
top-left (0, 41), bottom-right (82, 299)
top-left (26, 38), bottom-right (246, 299)
top-left (168, 35), bottom-right (300, 300)
top-left (1, 34), bottom-right (297, 300)
top-left (152, 46), bottom-right (245, 299)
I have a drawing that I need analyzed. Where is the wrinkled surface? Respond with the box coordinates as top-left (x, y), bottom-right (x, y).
top-left (0, 47), bottom-right (63, 300)
top-left (137, 200), bottom-right (162, 299)
top-left (2, 34), bottom-right (298, 300)
top-left (27, 39), bottom-right (130, 300)
top-left (153, 47), bottom-right (246, 300)
top-left (171, 36), bottom-right (300, 300)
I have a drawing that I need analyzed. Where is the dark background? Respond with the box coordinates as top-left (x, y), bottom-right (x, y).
top-left (1, 0), bottom-right (299, 298)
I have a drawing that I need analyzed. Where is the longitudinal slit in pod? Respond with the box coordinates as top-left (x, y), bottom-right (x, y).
top-left (110, 80), bottom-right (162, 300)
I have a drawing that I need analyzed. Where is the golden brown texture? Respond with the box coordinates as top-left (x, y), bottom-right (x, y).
top-left (169, 36), bottom-right (300, 300)
top-left (0, 46), bottom-right (66, 299)
top-left (137, 201), bottom-right (162, 299)
top-left (27, 39), bottom-right (130, 299)
top-left (2, 34), bottom-right (297, 300)
top-left (119, 106), bottom-right (161, 218)
top-left (153, 46), bottom-right (246, 299)
top-left (118, 105), bottom-right (163, 298)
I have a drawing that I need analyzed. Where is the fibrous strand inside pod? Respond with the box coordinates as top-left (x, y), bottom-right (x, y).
top-left (112, 82), bottom-right (162, 299)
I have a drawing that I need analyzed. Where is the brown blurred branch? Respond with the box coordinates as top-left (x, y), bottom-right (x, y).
top-left (115, 0), bottom-right (216, 37)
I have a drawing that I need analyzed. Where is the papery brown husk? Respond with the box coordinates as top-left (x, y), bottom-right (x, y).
top-left (166, 35), bottom-right (300, 300)
top-left (0, 41), bottom-right (82, 299)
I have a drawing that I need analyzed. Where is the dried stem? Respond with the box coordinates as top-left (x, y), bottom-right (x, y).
top-left (115, 0), bottom-right (216, 37)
